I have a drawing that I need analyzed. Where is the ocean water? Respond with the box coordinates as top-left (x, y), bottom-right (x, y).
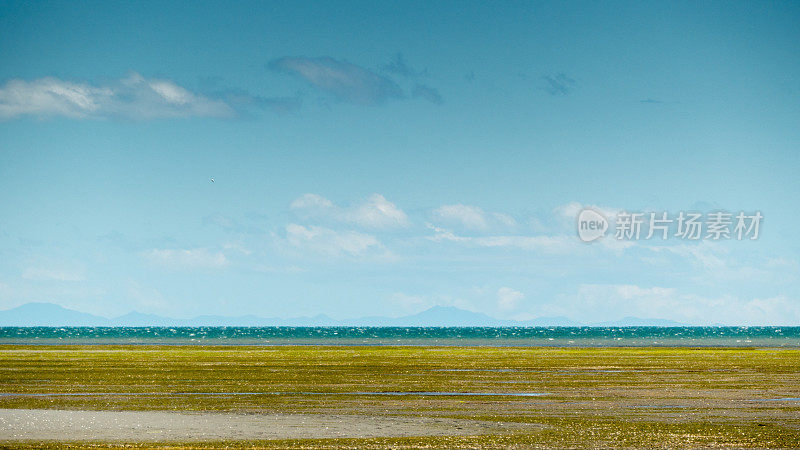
top-left (0, 326), bottom-right (799, 346)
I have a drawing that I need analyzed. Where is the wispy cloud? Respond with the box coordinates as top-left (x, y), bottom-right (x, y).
top-left (290, 193), bottom-right (335, 214)
top-left (434, 205), bottom-right (488, 229)
top-left (546, 284), bottom-right (800, 325)
top-left (427, 224), bottom-right (578, 254)
top-left (215, 87), bottom-right (302, 114)
top-left (542, 73), bottom-right (576, 96)
top-left (380, 53), bottom-right (427, 78)
top-left (125, 280), bottom-right (166, 311)
top-left (291, 193), bottom-right (409, 229)
top-left (473, 234), bottom-right (578, 253)
top-left (412, 84), bottom-right (443, 105)
top-left (21, 267), bottom-right (85, 282)
top-left (284, 224), bottom-right (388, 258)
top-left (269, 56), bottom-right (404, 105)
top-left (345, 194), bottom-right (409, 228)
top-left (0, 73), bottom-right (235, 120)
top-left (433, 204), bottom-right (515, 230)
top-left (142, 248), bottom-right (229, 270)
top-left (554, 201), bottom-right (622, 230)
top-left (253, 95), bottom-right (302, 112)
top-left (497, 287), bottom-right (524, 310)
top-left (644, 242), bottom-right (795, 286)
top-left (427, 201), bottom-right (642, 255)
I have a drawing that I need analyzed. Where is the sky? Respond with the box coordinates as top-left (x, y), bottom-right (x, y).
top-left (1, 0), bottom-right (799, 324)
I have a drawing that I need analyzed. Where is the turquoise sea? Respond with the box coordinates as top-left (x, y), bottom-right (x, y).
top-left (1, 326), bottom-right (799, 346)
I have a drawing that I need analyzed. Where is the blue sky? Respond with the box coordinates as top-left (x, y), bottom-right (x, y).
top-left (1, 0), bottom-right (799, 324)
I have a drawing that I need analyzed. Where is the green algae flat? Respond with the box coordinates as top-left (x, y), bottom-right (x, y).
top-left (0, 345), bottom-right (799, 447)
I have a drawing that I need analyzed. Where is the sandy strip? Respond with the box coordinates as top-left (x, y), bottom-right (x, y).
top-left (0, 409), bottom-right (529, 442)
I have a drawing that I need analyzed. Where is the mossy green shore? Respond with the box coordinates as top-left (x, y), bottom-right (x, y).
top-left (1, 345), bottom-right (799, 448)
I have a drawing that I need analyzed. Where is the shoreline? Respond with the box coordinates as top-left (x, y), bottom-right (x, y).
top-left (1, 342), bottom-right (799, 348)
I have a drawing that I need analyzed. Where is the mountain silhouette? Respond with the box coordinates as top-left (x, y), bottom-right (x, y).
top-left (0, 302), bottom-right (685, 327)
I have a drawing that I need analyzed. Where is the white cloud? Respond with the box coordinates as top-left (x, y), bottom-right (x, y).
top-left (554, 201), bottom-right (622, 228)
top-left (21, 267), bottom-right (85, 282)
top-left (284, 224), bottom-right (388, 258)
top-left (426, 223), bottom-right (469, 243)
top-left (735, 295), bottom-right (800, 326)
top-left (539, 284), bottom-right (800, 325)
top-left (433, 204), bottom-right (516, 230)
top-left (497, 287), bottom-right (524, 310)
top-left (221, 242), bottom-right (253, 256)
top-left (766, 257), bottom-right (800, 270)
top-left (290, 193), bottom-right (409, 229)
top-left (643, 242), bottom-right (794, 286)
top-left (0, 73), bottom-right (234, 120)
top-left (142, 248), bottom-right (229, 269)
top-left (290, 193), bottom-right (335, 215)
top-left (567, 284), bottom-right (691, 323)
top-left (434, 204), bottom-right (488, 229)
top-left (553, 202), bottom-right (585, 222)
top-left (343, 194), bottom-right (409, 228)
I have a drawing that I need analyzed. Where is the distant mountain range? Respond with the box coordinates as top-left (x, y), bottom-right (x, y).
top-left (0, 302), bottom-right (688, 327)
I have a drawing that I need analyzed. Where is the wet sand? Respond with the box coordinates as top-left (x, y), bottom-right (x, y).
top-left (0, 408), bottom-right (525, 442)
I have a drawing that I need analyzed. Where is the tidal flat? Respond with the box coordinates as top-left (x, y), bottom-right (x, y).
top-left (0, 345), bottom-right (798, 448)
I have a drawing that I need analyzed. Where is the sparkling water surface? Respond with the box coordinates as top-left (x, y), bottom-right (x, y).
top-left (1, 326), bottom-right (798, 346)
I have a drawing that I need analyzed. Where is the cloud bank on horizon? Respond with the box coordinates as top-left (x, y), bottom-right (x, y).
top-left (33, 192), bottom-right (789, 326)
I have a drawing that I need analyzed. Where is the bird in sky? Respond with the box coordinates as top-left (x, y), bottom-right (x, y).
top-left (210, 177), bottom-right (215, 183)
